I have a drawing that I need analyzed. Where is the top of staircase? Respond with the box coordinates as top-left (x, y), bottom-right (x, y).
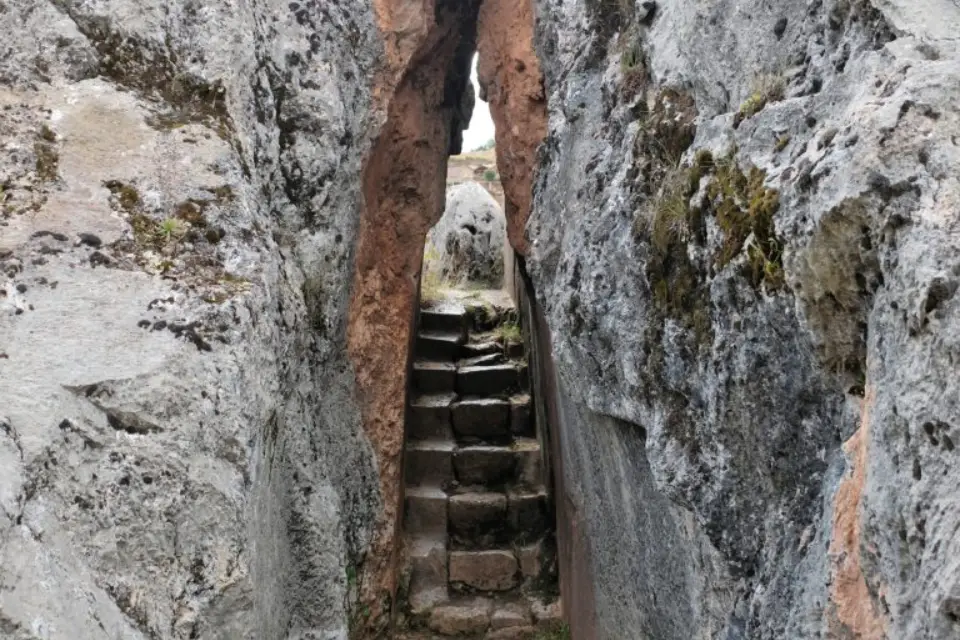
top-left (422, 288), bottom-right (515, 313)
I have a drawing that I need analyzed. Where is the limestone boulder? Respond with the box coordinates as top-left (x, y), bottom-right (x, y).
top-left (425, 182), bottom-right (506, 287)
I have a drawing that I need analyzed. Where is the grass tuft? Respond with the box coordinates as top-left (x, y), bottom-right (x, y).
top-left (735, 72), bottom-right (786, 126)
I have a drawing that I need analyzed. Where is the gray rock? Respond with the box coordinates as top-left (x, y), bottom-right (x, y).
top-left (425, 182), bottom-right (507, 287)
top-left (0, 0), bottom-right (381, 637)
top-left (528, 0), bottom-right (960, 638)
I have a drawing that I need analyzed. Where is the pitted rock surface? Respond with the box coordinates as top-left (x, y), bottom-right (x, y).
top-left (425, 182), bottom-right (507, 288)
top-left (527, 0), bottom-right (960, 638)
top-left (0, 1), bottom-right (381, 638)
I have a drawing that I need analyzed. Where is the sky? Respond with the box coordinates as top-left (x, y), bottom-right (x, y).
top-left (461, 55), bottom-right (496, 152)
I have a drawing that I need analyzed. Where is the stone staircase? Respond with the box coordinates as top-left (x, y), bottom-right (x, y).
top-left (399, 299), bottom-right (561, 639)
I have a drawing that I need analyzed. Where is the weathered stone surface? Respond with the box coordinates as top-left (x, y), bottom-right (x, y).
top-left (451, 397), bottom-right (511, 440)
top-left (476, 0), bottom-right (547, 254)
top-left (509, 395), bottom-right (534, 437)
top-left (405, 440), bottom-right (455, 488)
top-left (428, 600), bottom-right (492, 635)
top-left (409, 393), bottom-right (457, 441)
top-left (425, 182), bottom-right (507, 287)
top-left (530, 599), bottom-right (562, 627)
top-left (517, 543), bottom-right (542, 579)
top-left (349, 0), bottom-right (481, 626)
top-left (415, 361), bottom-right (458, 393)
top-left (407, 538), bottom-right (448, 612)
top-left (458, 363), bottom-right (519, 396)
top-left (507, 491), bottom-right (548, 542)
top-left (484, 626), bottom-right (537, 640)
top-left (420, 305), bottom-right (469, 335)
top-left (404, 487), bottom-right (448, 537)
top-left (527, 0), bottom-right (960, 638)
top-left (454, 445), bottom-right (519, 487)
top-left (449, 550), bottom-right (519, 592)
top-left (0, 1), bottom-right (384, 637)
top-left (512, 438), bottom-right (543, 488)
top-left (449, 492), bottom-right (508, 548)
top-left (460, 352), bottom-right (508, 368)
top-left (490, 603), bottom-right (532, 629)
top-left (462, 339), bottom-right (502, 358)
top-left (418, 330), bottom-right (465, 361)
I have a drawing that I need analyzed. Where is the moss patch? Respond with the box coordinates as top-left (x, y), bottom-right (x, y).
top-left (104, 180), bottom-right (141, 213)
top-left (34, 142), bottom-right (59, 181)
top-left (705, 154), bottom-right (784, 288)
top-left (641, 149), bottom-right (714, 346)
top-left (638, 147), bottom-right (785, 351)
top-left (630, 88), bottom-right (699, 201)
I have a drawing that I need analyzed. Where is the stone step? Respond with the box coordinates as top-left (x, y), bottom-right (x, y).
top-left (427, 597), bottom-right (494, 636)
top-left (408, 393), bottom-right (455, 441)
top-left (459, 352), bottom-right (507, 368)
top-left (461, 340), bottom-right (502, 358)
top-left (449, 549), bottom-right (519, 592)
top-left (458, 363), bottom-right (520, 396)
top-left (448, 491), bottom-right (508, 549)
top-left (505, 340), bottom-right (525, 359)
top-left (407, 537), bottom-right (449, 616)
top-left (451, 397), bottom-right (510, 442)
top-left (485, 625), bottom-right (537, 640)
top-left (453, 439), bottom-right (542, 489)
top-left (421, 307), bottom-right (468, 336)
top-left (405, 440), bottom-right (455, 487)
top-left (507, 490), bottom-right (550, 546)
top-left (518, 363), bottom-right (529, 392)
top-left (418, 330), bottom-right (464, 361)
top-left (414, 361), bottom-right (457, 393)
top-left (509, 395), bottom-right (533, 438)
top-left (405, 487), bottom-right (448, 536)
top-left (404, 596), bottom-right (553, 638)
top-left (516, 539), bottom-right (551, 584)
top-left (490, 603), bottom-right (534, 633)
top-left (448, 490), bottom-right (550, 551)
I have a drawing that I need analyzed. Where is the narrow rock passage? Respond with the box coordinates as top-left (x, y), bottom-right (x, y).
top-left (399, 293), bottom-right (561, 638)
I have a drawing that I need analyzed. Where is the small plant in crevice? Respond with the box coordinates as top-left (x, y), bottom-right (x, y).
top-left (620, 39), bottom-right (643, 73)
top-left (734, 72), bottom-right (787, 127)
top-left (637, 147), bottom-right (785, 351)
top-left (629, 87), bottom-right (699, 203)
top-left (493, 320), bottom-right (522, 344)
top-left (483, 169), bottom-right (498, 182)
top-left (159, 217), bottom-right (185, 241)
top-left (619, 38), bottom-right (648, 96)
top-left (639, 149), bottom-right (715, 347)
top-left (706, 153), bottom-right (784, 289)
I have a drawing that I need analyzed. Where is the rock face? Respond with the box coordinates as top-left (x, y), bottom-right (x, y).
top-left (0, 1), bottom-right (384, 638)
top-left (476, 0), bottom-right (547, 255)
top-left (526, 0), bottom-right (960, 638)
top-left (425, 182), bottom-right (507, 287)
top-left (3, 0), bottom-right (959, 638)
